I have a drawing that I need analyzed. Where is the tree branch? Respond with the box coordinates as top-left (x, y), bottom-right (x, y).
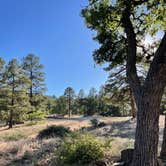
top-left (121, 3), bottom-right (141, 96)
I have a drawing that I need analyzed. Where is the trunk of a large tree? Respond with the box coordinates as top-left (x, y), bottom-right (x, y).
top-left (160, 115), bottom-right (166, 160)
top-left (130, 89), bottom-right (137, 119)
top-left (131, 90), bottom-right (163, 166)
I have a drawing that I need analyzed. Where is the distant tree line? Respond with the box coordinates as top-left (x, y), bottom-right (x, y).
top-left (48, 86), bottom-right (139, 118)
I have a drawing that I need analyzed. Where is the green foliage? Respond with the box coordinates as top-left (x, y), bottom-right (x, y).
top-left (100, 105), bottom-right (121, 117)
top-left (57, 133), bottom-right (111, 165)
top-left (82, 0), bottom-right (165, 66)
top-left (78, 89), bottom-right (85, 99)
top-left (88, 87), bottom-right (97, 98)
top-left (53, 96), bottom-right (67, 116)
top-left (3, 59), bottom-right (31, 127)
top-left (64, 87), bottom-right (75, 117)
top-left (51, 86), bottom-right (127, 117)
top-left (22, 54), bottom-right (46, 117)
top-left (22, 54), bottom-right (46, 95)
top-left (26, 110), bottom-right (46, 121)
top-left (83, 97), bottom-right (98, 116)
top-left (37, 125), bottom-right (71, 139)
top-left (45, 95), bottom-right (57, 114)
top-left (0, 55), bottom-right (47, 127)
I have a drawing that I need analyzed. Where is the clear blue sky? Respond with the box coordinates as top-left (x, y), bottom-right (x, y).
top-left (0, 0), bottom-right (108, 96)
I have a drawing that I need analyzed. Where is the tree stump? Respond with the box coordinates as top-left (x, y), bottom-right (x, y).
top-left (121, 149), bottom-right (134, 165)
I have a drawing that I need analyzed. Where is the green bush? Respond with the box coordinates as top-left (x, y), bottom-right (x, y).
top-left (57, 133), bottom-right (112, 165)
top-left (37, 125), bottom-right (71, 139)
top-left (26, 110), bottom-right (46, 121)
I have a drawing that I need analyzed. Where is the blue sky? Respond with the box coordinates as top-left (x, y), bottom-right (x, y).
top-left (0, 0), bottom-right (108, 96)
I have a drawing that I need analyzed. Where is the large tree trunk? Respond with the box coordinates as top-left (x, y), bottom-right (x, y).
top-left (160, 115), bottom-right (166, 160)
top-left (121, 0), bottom-right (166, 163)
top-left (131, 89), bottom-right (163, 166)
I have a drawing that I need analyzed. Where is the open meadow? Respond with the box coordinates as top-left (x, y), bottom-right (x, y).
top-left (0, 116), bottom-right (165, 166)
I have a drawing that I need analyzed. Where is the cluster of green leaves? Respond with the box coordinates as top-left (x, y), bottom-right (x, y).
top-left (82, 0), bottom-right (166, 66)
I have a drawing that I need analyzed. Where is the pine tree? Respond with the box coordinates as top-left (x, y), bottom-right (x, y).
top-left (4, 59), bottom-right (30, 128)
top-left (78, 89), bottom-right (85, 99)
top-left (82, 1), bottom-right (166, 165)
top-left (0, 57), bottom-right (7, 122)
top-left (88, 87), bottom-right (97, 98)
top-left (105, 64), bottom-right (146, 118)
top-left (64, 87), bottom-right (75, 118)
top-left (22, 54), bottom-right (46, 114)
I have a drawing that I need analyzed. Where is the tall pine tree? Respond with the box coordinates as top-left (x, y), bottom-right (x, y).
top-left (4, 59), bottom-right (30, 128)
top-left (22, 54), bottom-right (46, 113)
top-left (64, 87), bottom-right (75, 118)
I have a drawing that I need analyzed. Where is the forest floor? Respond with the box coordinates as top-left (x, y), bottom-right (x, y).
top-left (0, 116), bottom-right (165, 166)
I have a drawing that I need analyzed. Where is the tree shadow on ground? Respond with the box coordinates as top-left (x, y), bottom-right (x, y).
top-left (79, 118), bottom-right (136, 140)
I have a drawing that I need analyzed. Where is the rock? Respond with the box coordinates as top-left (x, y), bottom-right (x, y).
top-left (121, 149), bottom-right (134, 164)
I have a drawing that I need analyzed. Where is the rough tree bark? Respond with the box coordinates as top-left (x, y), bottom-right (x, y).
top-left (130, 89), bottom-right (137, 119)
top-left (160, 115), bottom-right (166, 160)
top-left (121, 2), bottom-right (166, 165)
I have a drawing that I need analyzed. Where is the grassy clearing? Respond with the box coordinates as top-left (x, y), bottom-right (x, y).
top-left (0, 116), bottom-right (164, 166)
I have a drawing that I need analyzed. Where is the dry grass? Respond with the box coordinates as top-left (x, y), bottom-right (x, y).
top-left (0, 115), bottom-right (165, 166)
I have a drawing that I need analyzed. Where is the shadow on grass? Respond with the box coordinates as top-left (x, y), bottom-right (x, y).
top-left (79, 118), bottom-right (136, 140)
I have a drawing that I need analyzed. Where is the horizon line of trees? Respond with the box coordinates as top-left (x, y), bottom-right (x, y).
top-left (51, 86), bottom-right (122, 117)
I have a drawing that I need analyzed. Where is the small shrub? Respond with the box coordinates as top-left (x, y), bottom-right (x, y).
top-left (26, 110), bottom-right (46, 121)
top-left (37, 125), bottom-right (71, 139)
top-left (98, 122), bottom-right (106, 127)
top-left (57, 133), bottom-right (112, 165)
top-left (90, 119), bottom-right (106, 128)
top-left (90, 118), bottom-right (99, 128)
